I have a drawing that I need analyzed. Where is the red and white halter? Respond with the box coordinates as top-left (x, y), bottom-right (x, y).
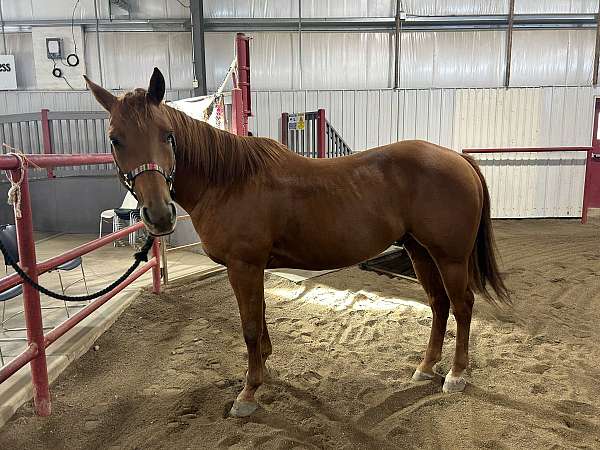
top-left (116, 134), bottom-right (177, 201)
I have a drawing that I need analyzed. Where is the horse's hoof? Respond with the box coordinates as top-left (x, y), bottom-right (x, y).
top-left (412, 369), bottom-right (435, 381)
top-left (442, 372), bottom-right (467, 393)
top-left (229, 400), bottom-right (259, 418)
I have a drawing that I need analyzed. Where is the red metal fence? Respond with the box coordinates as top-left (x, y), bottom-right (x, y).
top-left (0, 153), bottom-right (161, 417)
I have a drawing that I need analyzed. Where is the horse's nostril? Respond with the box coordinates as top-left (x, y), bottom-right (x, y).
top-left (140, 203), bottom-right (176, 229)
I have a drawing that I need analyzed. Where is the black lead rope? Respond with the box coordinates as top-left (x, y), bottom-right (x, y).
top-left (0, 235), bottom-right (155, 302)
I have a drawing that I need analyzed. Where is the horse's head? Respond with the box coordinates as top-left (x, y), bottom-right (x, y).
top-left (84, 68), bottom-right (177, 236)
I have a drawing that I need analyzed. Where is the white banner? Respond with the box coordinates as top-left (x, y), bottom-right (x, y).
top-left (0, 55), bottom-right (17, 90)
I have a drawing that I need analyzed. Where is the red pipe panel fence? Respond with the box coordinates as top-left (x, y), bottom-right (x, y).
top-left (0, 153), bottom-right (161, 417)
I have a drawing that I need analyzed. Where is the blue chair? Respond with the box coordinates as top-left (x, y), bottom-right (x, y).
top-left (0, 224), bottom-right (89, 319)
top-left (0, 269), bottom-right (24, 366)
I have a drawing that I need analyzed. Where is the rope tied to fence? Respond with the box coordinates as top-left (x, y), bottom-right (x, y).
top-left (1, 148), bottom-right (27, 218)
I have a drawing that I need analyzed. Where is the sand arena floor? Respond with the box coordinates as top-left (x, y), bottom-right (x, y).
top-left (0, 219), bottom-right (599, 449)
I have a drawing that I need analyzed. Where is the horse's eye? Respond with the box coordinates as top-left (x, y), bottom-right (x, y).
top-left (165, 132), bottom-right (174, 144)
top-left (110, 137), bottom-right (121, 147)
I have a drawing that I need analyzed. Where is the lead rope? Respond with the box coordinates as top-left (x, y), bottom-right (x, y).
top-left (0, 148), bottom-right (156, 302)
top-left (0, 235), bottom-right (154, 302)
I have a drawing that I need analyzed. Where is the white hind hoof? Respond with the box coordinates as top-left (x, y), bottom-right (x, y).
top-left (443, 372), bottom-right (467, 393)
top-left (229, 400), bottom-right (259, 418)
top-left (412, 369), bottom-right (435, 382)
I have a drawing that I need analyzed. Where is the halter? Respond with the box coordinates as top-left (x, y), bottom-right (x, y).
top-left (115, 134), bottom-right (177, 201)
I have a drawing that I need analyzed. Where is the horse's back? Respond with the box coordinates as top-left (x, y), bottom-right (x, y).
top-left (266, 140), bottom-right (483, 269)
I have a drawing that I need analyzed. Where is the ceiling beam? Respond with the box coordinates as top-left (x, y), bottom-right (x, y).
top-left (0, 14), bottom-right (597, 34)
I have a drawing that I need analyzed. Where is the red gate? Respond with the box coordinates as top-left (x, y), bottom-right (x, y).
top-left (582, 98), bottom-right (600, 223)
top-left (0, 153), bottom-right (161, 417)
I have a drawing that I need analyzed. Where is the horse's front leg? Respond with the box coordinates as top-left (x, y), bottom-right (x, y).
top-left (227, 260), bottom-right (266, 418)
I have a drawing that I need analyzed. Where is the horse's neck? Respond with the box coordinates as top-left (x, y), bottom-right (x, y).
top-left (168, 109), bottom-right (237, 212)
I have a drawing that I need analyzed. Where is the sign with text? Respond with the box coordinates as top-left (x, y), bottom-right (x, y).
top-left (0, 55), bottom-right (17, 90)
top-left (288, 113), bottom-right (306, 131)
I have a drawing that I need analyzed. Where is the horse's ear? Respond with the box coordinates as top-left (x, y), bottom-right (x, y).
top-left (83, 75), bottom-right (116, 112)
top-left (147, 67), bottom-right (165, 105)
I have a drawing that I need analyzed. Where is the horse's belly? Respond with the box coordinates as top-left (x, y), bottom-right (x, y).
top-left (268, 217), bottom-right (403, 270)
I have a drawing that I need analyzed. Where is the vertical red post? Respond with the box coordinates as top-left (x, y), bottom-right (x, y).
top-left (151, 237), bottom-right (161, 294)
top-left (11, 164), bottom-right (51, 416)
top-left (317, 109), bottom-right (326, 158)
top-left (40, 109), bottom-right (55, 179)
top-left (582, 98), bottom-right (600, 223)
top-left (236, 33), bottom-right (251, 136)
top-left (231, 88), bottom-right (244, 136)
top-left (281, 113), bottom-right (289, 146)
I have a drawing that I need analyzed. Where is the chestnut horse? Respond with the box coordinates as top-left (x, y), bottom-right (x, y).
top-left (84, 69), bottom-right (508, 417)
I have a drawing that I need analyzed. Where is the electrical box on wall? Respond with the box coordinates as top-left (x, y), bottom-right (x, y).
top-left (0, 55), bottom-right (18, 90)
top-left (46, 38), bottom-right (63, 60)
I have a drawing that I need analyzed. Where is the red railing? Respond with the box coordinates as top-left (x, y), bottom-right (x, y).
top-left (232, 33), bottom-right (251, 137)
top-left (462, 146), bottom-right (593, 223)
top-left (0, 153), bottom-right (161, 417)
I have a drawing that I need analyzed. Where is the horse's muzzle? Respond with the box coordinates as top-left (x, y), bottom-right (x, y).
top-left (140, 201), bottom-right (177, 236)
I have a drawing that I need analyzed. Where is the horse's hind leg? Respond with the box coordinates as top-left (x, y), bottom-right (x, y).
top-left (227, 260), bottom-right (266, 417)
top-left (434, 257), bottom-right (474, 393)
top-left (261, 299), bottom-right (272, 364)
top-left (404, 238), bottom-right (450, 381)
top-left (261, 298), bottom-right (274, 378)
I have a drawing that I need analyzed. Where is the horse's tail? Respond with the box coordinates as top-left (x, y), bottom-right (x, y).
top-left (462, 154), bottom-right (510, 305)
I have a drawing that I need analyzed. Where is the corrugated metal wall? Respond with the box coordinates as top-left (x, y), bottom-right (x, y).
top-left (1, 85), bottom-right (591, 218)
top-left (250, 86), bottom-right (595, 218)
top-left (203, 0), bottom-right (599, 17)
top-left (0, 89), bottom-right (193, 113)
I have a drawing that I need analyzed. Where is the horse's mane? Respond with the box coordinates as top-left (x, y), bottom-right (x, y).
top-left (162, 103), bottom-right (285, 185)
top-left (112, 89), bottom-right (286, 186)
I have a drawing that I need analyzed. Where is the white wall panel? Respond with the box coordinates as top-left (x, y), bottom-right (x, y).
top-left (251, 86), bottom-right (592, 218)
top-left (303, 0), bottom-right (395, 17)
top-left (31, 26), bottom-right (87, 90)
top-left (400, 31), bottom-right (506, 88)
top-left (0, 89), bottom-right (192, 114)
top-left (205, 32), bottom-right (298, 91)
top-left (402, 1), bottom-right (507, 15)
top-left (203, 0), bottom-right (296, 18)
top-left (515, 0), bottom-right (598, 14)
top-left (1, 85), bottom-right (594, 218)
top-left (302, 33), bottom-right (392, 90)
top-left (4, 33), bottom-right (36, 89)
top-left (85, 31), bottom-right (192, 90)
top-left (0, 0), bottom-right (187, 20)
top-left (511, 30), bottom-right (595, 86)
top-left (203, 0), bottom-right (509, 17)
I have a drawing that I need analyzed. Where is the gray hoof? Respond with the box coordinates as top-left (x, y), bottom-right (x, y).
top-left (412, 369), bottom-right (435, 382)
top-left (442, 372), bottom-right (467, 393)
top-left (229, 400), bottom-right (259, 418)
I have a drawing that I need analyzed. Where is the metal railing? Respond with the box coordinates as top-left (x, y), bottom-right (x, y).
top-left (281, 109), bottom-right (352, 158)
top-left (0, 109), bottom-right (112, 177)
top-left (0, 153), bottom-right (161, 418)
